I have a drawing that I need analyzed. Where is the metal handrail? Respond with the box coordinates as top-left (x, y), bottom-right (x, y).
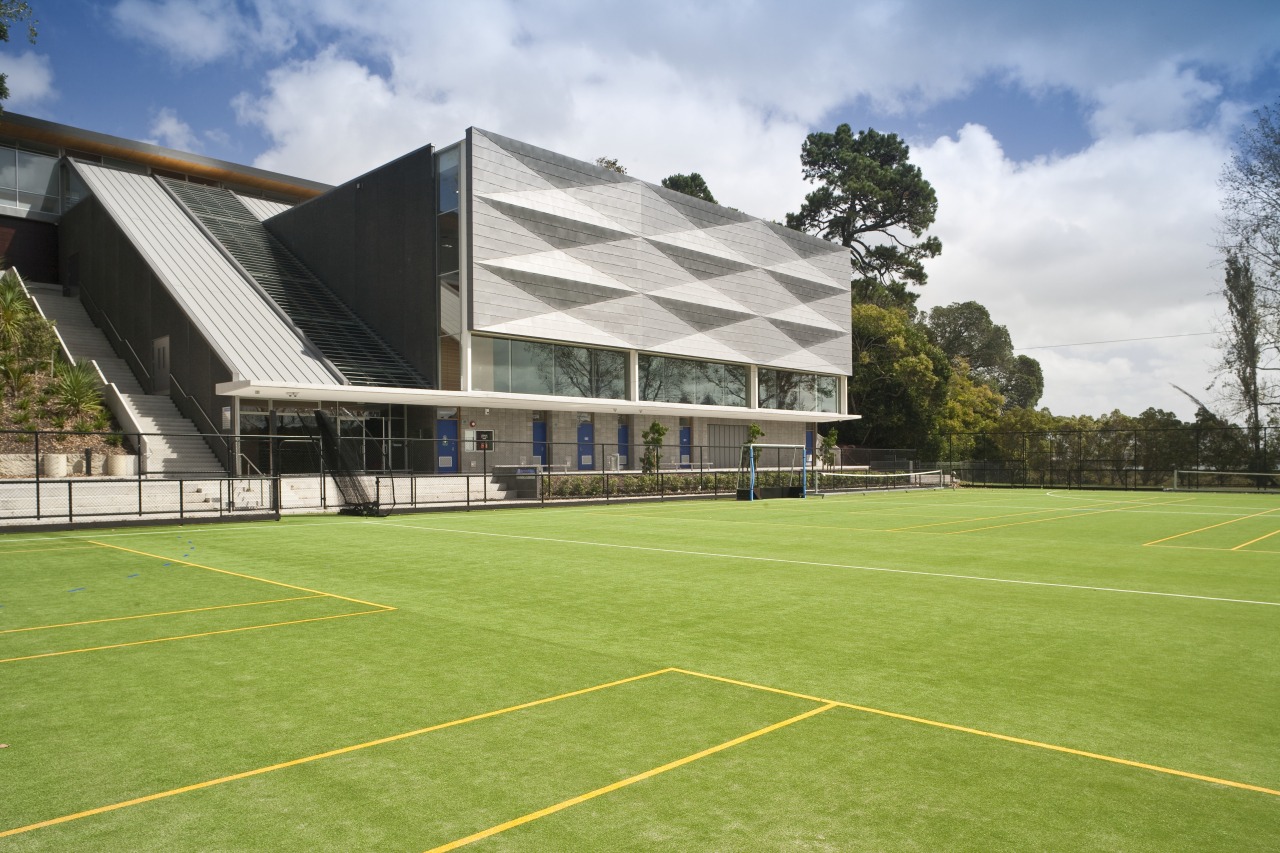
top-left (79, 286), bottom-right (150, 382)
top-left (167, 374), bottom-right (230, 454)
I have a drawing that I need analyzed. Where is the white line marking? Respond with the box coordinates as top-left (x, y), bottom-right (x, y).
top-left (368, 520), bottom-right (1280, 608)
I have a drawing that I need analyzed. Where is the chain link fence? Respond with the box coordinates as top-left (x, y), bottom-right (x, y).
top-left (927, 425), bottom-right (1279, 490)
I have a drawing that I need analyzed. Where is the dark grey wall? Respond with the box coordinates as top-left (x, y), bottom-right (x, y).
top-left (59, 196), bottom-right (235, 470)
top-left (265, 144), bottom-right (438, 384)
top-left (0, 215), bottom-right (58, 282)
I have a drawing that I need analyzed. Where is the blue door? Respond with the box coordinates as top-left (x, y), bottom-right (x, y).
top-left (436, 419), bottom-right (458, 474)
top-left (532, 421), bottom-right (548, 467)
top-left (679, 426), bottom-right (692, 469)
top-left (617, 423), bottom-right (630, 468)
top-left (577, 421), bottom-right (595, 471)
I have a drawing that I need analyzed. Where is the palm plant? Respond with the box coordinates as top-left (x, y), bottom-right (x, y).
top-left (1, 354), bottom-right (29, 399)
top-left (51, 360), bottom-right (103, 421)
top-left (0, 271), bottom-right (32, 349)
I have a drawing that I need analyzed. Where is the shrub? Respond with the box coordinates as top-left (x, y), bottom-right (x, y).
top-left (51, 361), bottom-right (103, 419)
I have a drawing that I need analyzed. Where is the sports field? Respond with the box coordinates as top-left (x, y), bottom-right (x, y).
top-left (1, 488), bottom-right (1277, 851)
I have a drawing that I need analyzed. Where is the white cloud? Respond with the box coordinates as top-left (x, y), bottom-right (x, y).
top-left (0, 50), bottom-right (56, 106)
top-left (914, 123), bottom-right (1228, 418)
top-left (146, 107), bottom-right (200, 150)
top-left (110, 0), bottom-right (295, 66)
top-left (232, 33), bottom-right (816, 218)
top-left (1089, 63), bottom-right (1222, 137)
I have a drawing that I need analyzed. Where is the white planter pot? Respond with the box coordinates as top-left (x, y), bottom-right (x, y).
top-left (42, 453), bottom-right (67, 478)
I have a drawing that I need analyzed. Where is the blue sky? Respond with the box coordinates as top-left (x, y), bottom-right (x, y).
top-left (5, 0), bottom-right (1280, 421)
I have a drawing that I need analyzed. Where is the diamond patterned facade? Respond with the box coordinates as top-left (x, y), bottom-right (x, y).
top-left (469, 129), bottom-right (852, 376)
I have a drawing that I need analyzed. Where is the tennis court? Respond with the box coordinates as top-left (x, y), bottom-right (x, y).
top-left (1, 488), bottom-right (1277, 850)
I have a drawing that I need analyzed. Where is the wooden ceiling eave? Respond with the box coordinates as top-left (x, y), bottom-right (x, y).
top-left (2, 121), bottom-right (325, 201)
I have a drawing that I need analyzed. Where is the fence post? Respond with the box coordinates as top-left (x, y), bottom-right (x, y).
top-left (466, 473), bottom-right (471, 511)
top-left (67, 480), bottom-right (73, 523)
top-left (319, 442), bottom-right (326, 508)
top-left (34, 430), bottom-right (41, 519)
top-left (179, 478), bottom-right (184, 521)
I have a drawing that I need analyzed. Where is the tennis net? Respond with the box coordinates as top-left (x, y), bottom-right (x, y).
top-left (813, 470), bottom-right (947, 494)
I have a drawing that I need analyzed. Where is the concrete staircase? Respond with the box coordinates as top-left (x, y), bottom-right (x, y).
top-left (26, 283), bottom-right (226, 477)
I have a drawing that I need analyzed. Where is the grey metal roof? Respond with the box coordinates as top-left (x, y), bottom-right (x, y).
top-left (235, 193), bottom-right (294, 222)
top-left (163, 180), bottom-right (429, 389)
top-left (72, 161), bottom-right (344, 386)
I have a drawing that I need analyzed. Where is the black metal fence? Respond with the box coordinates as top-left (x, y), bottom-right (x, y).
top-left (0, 474), bottom-right (279, 524)
top-left (929, 425), bottom-right (1279, 490)
top-left (4, 428), bottom-right (951, 523)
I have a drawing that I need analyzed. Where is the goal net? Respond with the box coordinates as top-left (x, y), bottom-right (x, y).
top-left (813, 469), bottom-right (947, 494)
top-left (736, 444), bottom-right (807, 500)
top-left (1170, 470), bottom-right (1280, 494)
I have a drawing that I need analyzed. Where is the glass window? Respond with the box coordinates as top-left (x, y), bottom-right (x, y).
top-left (63, 163), bottom-right (88, 208)
top-left (723, 364), bottom-right (748, 407)
top-left (639, 354), bottom-right (747, 407)
top-left (437, 146), bottom-right (460, 213)
top-left (471, 335), bottom-right (496, 392)
top-left (554, 345), bottom-right (592, 397)
top-left (593, 349), bottom-right (626, 399)
top-left (758, 368), bottom-right (840, 412)
top-left (18, 150), bottom-right (59, 196)
top-left (0, 144), bottom-right (16, 190)
top-left (816, 374), bottom-right (838, 413)
top-left (510, 339), bottom-right (555, 395)
top-left (472, 335), bottom-right (625, 399)
top-left (437, 211), bottom-right (459, 274)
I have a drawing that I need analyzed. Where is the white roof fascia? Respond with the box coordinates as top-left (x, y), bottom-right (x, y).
top-left (215, 380), bottom-right (859, 423)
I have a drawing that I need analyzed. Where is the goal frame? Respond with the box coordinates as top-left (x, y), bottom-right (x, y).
top-left (736, 443), bottom-right (808, 501)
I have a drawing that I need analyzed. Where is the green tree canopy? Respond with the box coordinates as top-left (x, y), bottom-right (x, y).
top-left (839, 303), bottom-right (951, 455)
top-left (1001, 354), bottom-right (1045, 411)
top-left (0, 1), bottom-right (37, 111)
top-left (786, 124), bottom-right (941, 311)
top-left (661, 172), bottom-right (717, 204)
top-left (924, 301), bottom-right (1012, 382)
top-left (924, 300), bottom-right (1043, 410)
top-left (594, 157), bottom-right (626, 175)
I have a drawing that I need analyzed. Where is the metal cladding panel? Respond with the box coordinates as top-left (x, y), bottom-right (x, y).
top-left (469, 128), bottom-right (852, 375)
top-left (73, 162), bottom-right (340, 385)
top-left (235, 194), bottom-right (293, 222)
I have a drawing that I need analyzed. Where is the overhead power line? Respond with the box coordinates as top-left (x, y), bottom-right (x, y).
top-left (1014, 331), bottom-right (1216, 351)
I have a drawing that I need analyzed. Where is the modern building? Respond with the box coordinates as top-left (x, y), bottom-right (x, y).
top-left (0, 112), bottom-right (855, 477)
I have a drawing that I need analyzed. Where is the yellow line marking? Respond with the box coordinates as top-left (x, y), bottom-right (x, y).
top-left (889, 502), bottom-right (1112, 532)
top-left (669, 669), bottom-right (1280, 798)
top-left (1146, 543), bottom-right (1280, 555)
top-left (0, 595), bottom-right (326, 635)
top-left (1143, 506), bottom-right (1280, 546)
top-left (424, 703), bottom-right (837, 852)
top-left (0, 545), bottom-right (101, 555)
top-left (945, 498), bottom-right (1180, 535)
top-left (86, 541), bottom-right (394, 611)
top-left (0, 668), bottom-right (672, 840)
top-left (1232, 528), bottom-right (1280, 551)
top-left (887, 494), bottom-right (1186, 533)
top-left (0, 608), bottom-right (389, 664)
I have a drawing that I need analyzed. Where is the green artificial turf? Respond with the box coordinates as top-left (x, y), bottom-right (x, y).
top-left (0, 488), bottom-right (1277, 850)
